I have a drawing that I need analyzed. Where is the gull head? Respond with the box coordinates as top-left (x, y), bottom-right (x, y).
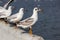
top-left (9, 6), bottom-right (12, 8)
top-left (19, 8), bottom-right (24, 12)
top-left (8, 6), bottom-right (12, 10)
top-left (8, 6), bottom-right (15, 12)
top-left (33, 7), bottom-right (42, 13)
top-left (8, 6), bottom-right (14, 9)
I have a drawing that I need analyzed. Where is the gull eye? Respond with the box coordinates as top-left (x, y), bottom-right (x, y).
top-left (35, 9), bottom-right (37, 10)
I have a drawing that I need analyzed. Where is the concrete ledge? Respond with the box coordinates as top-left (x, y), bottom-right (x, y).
top-left (0, 20), bottom-right (44, 40)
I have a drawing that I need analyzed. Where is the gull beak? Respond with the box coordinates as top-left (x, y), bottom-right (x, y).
top-left (38, 8), bottom-right (43, 12)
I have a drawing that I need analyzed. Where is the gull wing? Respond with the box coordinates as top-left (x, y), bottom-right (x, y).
top-left (19, 18), bottom-right (34, 26)
top-left (0, 11), bottom-right (7, 16)
top-left (0, 7), bottom-right (6, 12)
top-left (7, 14), bottom-right (17, 19)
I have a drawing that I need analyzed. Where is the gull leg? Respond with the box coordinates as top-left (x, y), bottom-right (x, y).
top-left (14, 23), bottom-right (18, 29)
top-left (29, 26), bottom-right (32, 35)
top-left (14, 25), bottom-right (18, 29)
top-left (4, 18), bottom-right (9, 24)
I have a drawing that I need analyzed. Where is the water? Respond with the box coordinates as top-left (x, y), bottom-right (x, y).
top-left (0, 0), bottom-right (60, 40)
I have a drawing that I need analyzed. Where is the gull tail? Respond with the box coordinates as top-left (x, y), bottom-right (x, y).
top-left (3, 0), bottom-right (14, 8)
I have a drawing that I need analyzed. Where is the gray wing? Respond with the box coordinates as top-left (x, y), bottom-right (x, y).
top-left (0, 7), bottom-right (6, 12)
top-left (0, 12), bottom-right (6, 16)
top-left (19, 18), bottom-right (34, 26)
top-left (7, 14), bottom-right (17, 19)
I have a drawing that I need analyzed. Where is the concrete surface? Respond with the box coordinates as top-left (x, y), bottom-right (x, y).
top-left (0, 20), bottom-right (44, 40)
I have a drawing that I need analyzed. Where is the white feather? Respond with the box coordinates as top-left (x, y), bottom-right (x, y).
top-left (7, 8), bottom-right (24, 23)
top-left (0, 6), bottom-right (12, 18)
top-left (0, 0), bottom-right (13, 18)
top-left (17, 7), bottom-right (39, 28)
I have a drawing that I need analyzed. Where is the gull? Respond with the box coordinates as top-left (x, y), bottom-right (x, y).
top-left (0, 0), bottom-right (14, 17)
top-left (16, 7), bottom-right (41, 35)
top-left (0, 0), bottom-right (14, 13)
top-left (0, 0), bottom-right (14, 20)
top-left (0, 6), bottom-right (13, 18)
top-left (7, 8), bottom-right (24, 28)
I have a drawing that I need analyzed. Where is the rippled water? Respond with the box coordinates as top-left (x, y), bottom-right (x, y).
top-left (0, 0), bottom-right (60, 40)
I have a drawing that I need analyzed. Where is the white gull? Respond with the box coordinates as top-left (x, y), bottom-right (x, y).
top-left (0, 6), bottom-right (12, 18)
top-left (0, 0), bottom-right (14, 11)
top-left (16, 7), bottom-right (41, 35)
top-left (0, 0), bottom-right (14, 18)
top-left (7, 8), bottom-right (24, 23)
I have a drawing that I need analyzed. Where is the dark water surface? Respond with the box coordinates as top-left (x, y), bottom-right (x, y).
top-left (0, 0), bottom-right (60, 40)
